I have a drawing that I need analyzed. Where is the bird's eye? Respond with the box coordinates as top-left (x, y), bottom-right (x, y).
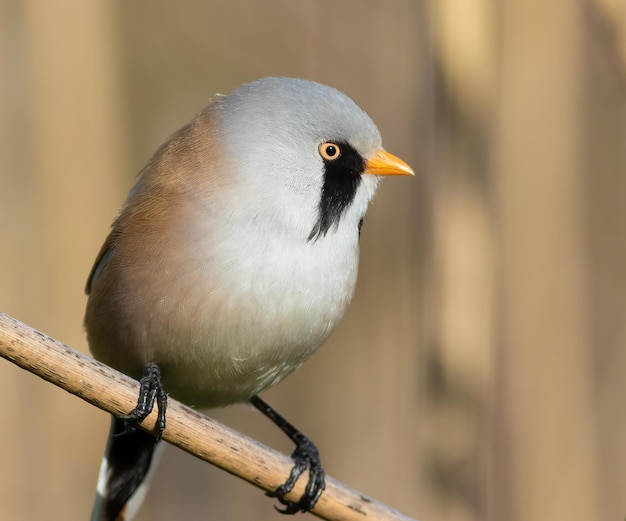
top-left (319, 142), bottom-right (341, 161)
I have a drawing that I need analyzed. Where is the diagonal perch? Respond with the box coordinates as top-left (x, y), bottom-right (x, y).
top-left (0, 311), bottom-right (417, 521)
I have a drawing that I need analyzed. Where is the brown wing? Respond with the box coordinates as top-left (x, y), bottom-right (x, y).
top-left (85, 228), bottom-right (117, 295)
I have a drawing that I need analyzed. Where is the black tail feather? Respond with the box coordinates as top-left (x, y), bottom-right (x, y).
top-left (91, 416), bottom-right (161, 521)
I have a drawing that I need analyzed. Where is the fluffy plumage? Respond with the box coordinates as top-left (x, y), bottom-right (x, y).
top-left (86, 77), bottom-right (413, 521)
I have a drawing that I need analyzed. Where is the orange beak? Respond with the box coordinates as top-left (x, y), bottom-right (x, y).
top-left (364, 149), bottom-right (414, 176)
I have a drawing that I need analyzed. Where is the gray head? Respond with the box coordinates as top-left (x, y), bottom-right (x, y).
top-left (219, 77), bottom-right (381, 153)
top-left (212, 77), bottom-right (407, 240)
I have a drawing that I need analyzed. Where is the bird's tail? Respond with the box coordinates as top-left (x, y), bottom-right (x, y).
top-left (90, 416), bottom-right (164, 521)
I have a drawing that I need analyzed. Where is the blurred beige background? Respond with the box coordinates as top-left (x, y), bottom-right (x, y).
top-left (1, 1), bottom-right (625, 520)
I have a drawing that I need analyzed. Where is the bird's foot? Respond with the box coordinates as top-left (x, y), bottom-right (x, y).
top-left (249, 395), bottom-right (325, 513)
top-left (117, 362), bottom-right (168, 439)
top-left (268, 433), bottom-right (325, 514)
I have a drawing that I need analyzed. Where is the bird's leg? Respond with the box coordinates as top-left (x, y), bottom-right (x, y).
top-left (118, 362), bottom-right (168, 439)
top-left (249, 394), bottom-right (325, 514)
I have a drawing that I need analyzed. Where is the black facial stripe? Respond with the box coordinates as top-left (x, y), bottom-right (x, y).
top-left (308, 142), bottom-right (364, 240)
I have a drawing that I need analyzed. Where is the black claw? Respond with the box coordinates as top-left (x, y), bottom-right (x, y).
top-left (117, 363), bottom-right (168, 439)
top-left (250, 395), bottom-right (326, 514)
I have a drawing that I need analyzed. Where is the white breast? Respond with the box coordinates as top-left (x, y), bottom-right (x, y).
top-left (136, 193), bottom-right (362, 407)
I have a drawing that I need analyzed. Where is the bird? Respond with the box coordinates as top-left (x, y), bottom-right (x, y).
top-left (84, 76), bottom-right (414, 521)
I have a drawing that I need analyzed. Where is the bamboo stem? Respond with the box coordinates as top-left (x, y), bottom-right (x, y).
top-left (0, 311), bottom-right (416, 521)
